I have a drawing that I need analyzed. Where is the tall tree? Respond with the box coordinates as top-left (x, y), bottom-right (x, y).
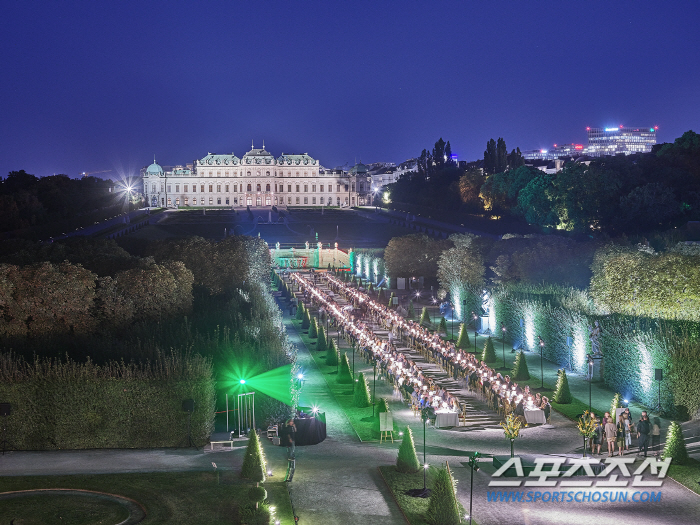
top-left (508, 147), bottom-right (524, 168)
top-left (496, 137), bottom-right (508, 173)
top-left (444, 140), bottom-right (455, 167)
top-left (432, 138), bottom-right (447, 171)
top-left (484, 139), bottom-right (497, 174)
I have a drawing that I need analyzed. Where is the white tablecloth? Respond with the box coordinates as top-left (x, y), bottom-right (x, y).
top-left (524, 409), bottom-right (546, 424)
top-left (435, 411), bottom-right (459, 428)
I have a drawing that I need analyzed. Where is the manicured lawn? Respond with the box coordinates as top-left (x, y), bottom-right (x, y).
top-left (0, 471), bottom-right (294, 525)
top-left (293, 319), bottom-right (398, 441)
top-left (668, 459), bottom-right (700, 496)
top-left (0, 493), bottom-right (129, 525)
top-left (379, 466), bottom-right (469, 525)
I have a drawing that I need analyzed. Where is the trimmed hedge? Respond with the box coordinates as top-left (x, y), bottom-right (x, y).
top-left (338, 353), bottom-right (354, 384)
top-left (512, 351), bottom-right (530, 381)
top-left (481, 336), bottom-right (497, 363)
top-left (0, 352), bottom-right (215, 450)
top-left (354, 372), bottom-right (371, 408)
top-left (553, 369), bottom-right (573, 404)
top-left (396, 426), bottom-right (420, 473)
top-left (456, 323), bottom-right (470, 349)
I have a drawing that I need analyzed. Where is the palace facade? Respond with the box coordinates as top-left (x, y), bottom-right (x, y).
top-left (142, 143), bottom-right (372, 208)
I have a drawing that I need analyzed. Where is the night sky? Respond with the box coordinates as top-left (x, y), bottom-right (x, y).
top-left (2, 1), bottom-right (698, 180)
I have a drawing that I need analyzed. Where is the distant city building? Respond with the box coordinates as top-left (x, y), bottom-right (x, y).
top-left (142, 143), bottom-right (371, 208)
top-left (524, 125), bottom-right (658, 162)
top-left (585, 125), bottom-right (657, 157)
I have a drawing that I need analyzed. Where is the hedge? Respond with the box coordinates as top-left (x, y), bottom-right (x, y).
top-left (0, 352), bottom-right (215, 450)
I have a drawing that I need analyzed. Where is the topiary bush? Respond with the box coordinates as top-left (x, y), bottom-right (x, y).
top-left (408, 300), bottom-right (416, 319)
top-left (439, 317), bottom-right (448, 334)
top-left (354, 372), bottom-right (371, 408)
top-left (241, 431), bottom-right (266, 485)
top-left (610, 392), bottom-right (622, 416)
top-left (426, 463), bottom-right (461, 525)
top-left (377, 397), bottom-right (390, 414)
top-left (396, 426), bottom-right (420, 473)
top-left (295, 301), bottom-right (304, 320)
top-left (388, 292), bottom-right (395, 309)
top-left (481, 336), bottom-right (497, 363)
top-left (419, 306), bottom-right (430, 326)
top-left (553, 369), bottom-right (573, 404)
top-left (309, 317), bottom-right (318, 338)
top-left (456, 323), bottom-right (470, 349)
top-left (248, 486), bottom-right (268, 509)
top-left (326, 338), bottom-right (339, 366)
top-left (512, 350), bottom-right (530, 380)
top-left (662, 421), bottom-right (689, 464)
top-left (337, 353), bottom-right (354, 384)
top-left (302, 308), bottom-right (310, 329)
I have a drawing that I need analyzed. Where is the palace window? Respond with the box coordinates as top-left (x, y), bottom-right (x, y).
top-left (175, 185), bottom-right (179, 193)
top-left (256, 184), bottom-right (261, 191)
top-left (266, 183), bottom-right (270, 191)
top-left (234, 197), bottom-right (238, 204)
top-left (225, 184), bottom-right (229, 192)
top-left (296, 197), bottom-right (300, 204)
top-left (247, 184), bottom-right (252, 191)
top-left (217, 185), bottom-right (221, 192)
top-left (288, 184), bottom-right (292, 192)
top-left (320, 196), bottom-right (324, 204)
top-left (152, 184), bottom-right (156, 193)
top-left (287, 197), bottom-right (292, 204)
top-left (304, 197), bottom-right (308, 204)
top-left (200, 185), bottom-right (204, 192)
top-left (351, 183), bottom-right (355, 192)
top-left (312, 185), bottom-right (316, 192)
top-left (345, 184), bottom-right (349, 192)
top-left (296, 184), bottom-right (300, 192)
top-left (233, 184), bottom-right (237, 192)
top-left (193, 198), bottom-right (197, 205)
top-left (352, 197), bottom-right (355, 206)
top-left (209, 197), bottom-right (213, 205)
top-left (167, 185), bottom-right (172, 193)
top-left (266, 171), bottom-right (270, 177)
top-left (167, 198), bottom-right (172, 205)
top-left (312, 197), bottom-right (316, 204)
top-left (320, 184), bottom-right (324, 192)
top-left (217, 198), bottom-right (221, 204)
top-left (247, 171), bottom-right (251, 177)
top-left (217, 171), bottom-right (221, 176)
top-left (265, 196), bottom-right (271, 205)
top-left (184, 197), bottom-right (188, 205)
top-left (226, 197), bottom-right (229, 205)
top-left (176, 198), bottom-right (180, 205)
top-left (209, 185), bottom-right (213, 192)
top-left (184, 184), bottom-right (188, 192)
top-left (336, 184), bottom-right (340, 192)
top-left (337, 197), bottom-right (340, 205)
top-left (304, 185), bottom-right (308, 192)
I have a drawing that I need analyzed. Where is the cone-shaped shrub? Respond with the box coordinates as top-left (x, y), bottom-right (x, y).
top-left (309, 317), bottom-right (318, 338)
top-left (419, 306), bottom-right (430, 326)
top-left (553, 369), bottom-right (573, 404)
top-left (241, 431), bottom-right (266, 484)
top-left (295, 301), bottom-right (304, 320)
top-left (354, 372), bottom-right (371, 407)
top-left (408, 300), bottom-right (415, 319)
top-left (302, 308), bottom-right (310, 329)
top-left (481, 336), bottom-right (497, 363)
top-left (396, 426), bottom-right (420, 473)
top-left (368, 283), bottom-right (373, 293)
top-left (388, 292), bottom-right (395, 309)
top-left (317, 325), bottom-right (327, 351)
top-left (248, 486), bottom-right (267, 505)
top-left (610, 392), bottom-right (622, 416)
top-left (662, 421), bottom-right (689, 464)
top-left (456, 323), bottom-right (470, 349)
top-left (377, 397), bottom-right (390, 414)
top-left (337, 353), bottom-right (354, 384)
top-left (326, 338), bottom-right (339, 366)
top-left (439, 316), bottom-right (448, 334)
top-left (378, 287), bottom-right (386, 300)
top-left (511, 350), bottom-right (530, 380)
top-left (426, 463), bottom-right (461, 525)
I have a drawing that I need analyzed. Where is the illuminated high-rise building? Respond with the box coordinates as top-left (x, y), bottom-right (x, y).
top-left (585, 125), bottom-right (657, 157)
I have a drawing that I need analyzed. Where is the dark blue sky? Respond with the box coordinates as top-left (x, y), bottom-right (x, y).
top-left (2, 1), bottom-right (698, 179)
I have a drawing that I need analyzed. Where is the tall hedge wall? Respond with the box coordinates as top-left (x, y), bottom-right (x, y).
top-left (0, 352), bottom-right (215, 450)
top-left (492, 288), bottom-right (700, 418)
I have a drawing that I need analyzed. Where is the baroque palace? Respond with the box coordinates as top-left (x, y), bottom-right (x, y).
top-left (142, 142), bottom-right (372, 208)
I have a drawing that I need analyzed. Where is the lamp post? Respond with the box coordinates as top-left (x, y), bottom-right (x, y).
top-left (372, 362), bottom-right (377, 416)
top-left (467, 451), bottom-right (480, 525)
top-left (538, 336), bottom-right (545, 389)
top-left (501, 325), bottom-right (507, 369)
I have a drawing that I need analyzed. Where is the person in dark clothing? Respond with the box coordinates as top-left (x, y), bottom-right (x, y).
top-left (637, 411), bottom-right (651, 457)
top-left (284, 419), bottom-right (296, 459)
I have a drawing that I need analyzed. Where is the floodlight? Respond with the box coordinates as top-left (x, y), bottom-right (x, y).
top-left (297, 373), bottom-right (304, 380)
top-left (239, 379), bottom-right (246, 384)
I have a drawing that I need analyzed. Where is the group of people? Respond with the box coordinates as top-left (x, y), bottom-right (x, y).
top-left (589, 409), bottom-right (661, 457)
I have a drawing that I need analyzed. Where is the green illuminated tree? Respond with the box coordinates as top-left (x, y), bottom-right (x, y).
top-left (326, 339), bottom-right (338, 366)
top-left (388, 292), bottom-right (395, 309)
top-left (302, 308), bottom-right (310, 330)
top-left (241, 430), bottom-right (266, 485)
top-left (511, 350), bottom-right (530, 380)
top-left (439, 316), bottom-right (448, 335)
top-left (662, 421), bottom-right (689, 464)
top-left (426, 463), bottom-right (461, 525)
top-left (295, 301), bottom-right (304, 320)
top-left (309, 317), bottom-right (318, 338)
top-left (408, 300), bottom-right (415, 318)
top-left (248, 486), bottom-right (267, 510)
top-left (610, 392), bottom-right (622, 416)
top-left (481, 336), bottom-right (497, 363)
top-left (456, 323), bottom-right (470, 349)
top-left (377, 397), bottom-right (390, 414)
top-left (337, 353), bottom-right (353, 384)
top-left (553, 369), bottom-right (573, 404)
top-left (396, 426), bottom-right (420, 473)
top-left (419, 306), bottom-right (430, 326)
top-left (317, 324), bottom-right (327, 351)
top-left (354, 372), bottom-right (371, 407)
top-left (378, 287), bottom-right (386, 300)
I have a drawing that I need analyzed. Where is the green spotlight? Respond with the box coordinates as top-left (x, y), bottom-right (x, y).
top-left (240, 379), bottom-right (246, 384)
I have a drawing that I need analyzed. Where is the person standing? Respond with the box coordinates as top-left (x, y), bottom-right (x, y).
top-left (637, 411), bottom-right (651, 457)
top-left (651, 417), bottom-right (661, 457)
top-left (604, 417), bottom-right (617, 457)
top-left (284, 419), bottom-right (297, 460)
top-left (616, 415), bottom-right (627, 456)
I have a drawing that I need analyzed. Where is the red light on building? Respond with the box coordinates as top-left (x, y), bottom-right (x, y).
top-left (553, 144), bottom-right (557, 147)
top-left (620, 125), bottom-right (624, 128)
top-left (586, 127), bottom-right (590, 130)
top-left (575, 145), bottom-right (583, 150)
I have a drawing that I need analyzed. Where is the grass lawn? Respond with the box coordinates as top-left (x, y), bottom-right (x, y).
top-left (668, 459), bottom-right (700, 496)
top-left (0, 493), bottom-right (129, 525)
top-left (292, 319), bottom-right (399, 441)
top-left (379, 465), bottom-right (469, 525)
top-left (0, 471), bottom-right (294, 525)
